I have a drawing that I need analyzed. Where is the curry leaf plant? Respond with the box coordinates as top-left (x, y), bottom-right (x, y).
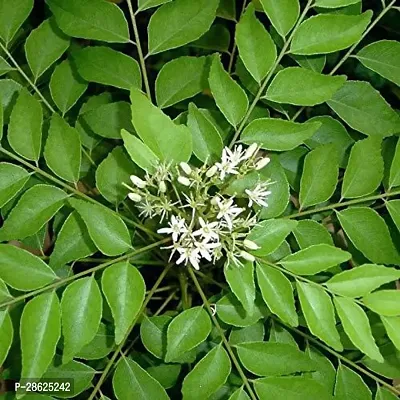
top-left (0, 0), bottom-right (400, 399)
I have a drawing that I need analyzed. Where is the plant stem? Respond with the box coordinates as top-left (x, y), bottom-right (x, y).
top-left (126, 0), bottom-right (152, 99)
top-left (0, 41), bottom-right (56, 112)
top-left (188, 268), bottom-right (258, 400)
top-left (228, 0), bottom-right (314, 148)
top-left (272, 317), bottom-right (400, 396)
top-left (0, 146), bottom-right (159, 239)
top-left (179, 270), bottom-right (190, 309)
top-left (284, 188), bottom-right (400, 219)
top-left (291, 0), bottom-right (397, 122)
top-left (88, 263), bottom-right (173, 400)
top-left (0, 238), bottom-right (169, 311)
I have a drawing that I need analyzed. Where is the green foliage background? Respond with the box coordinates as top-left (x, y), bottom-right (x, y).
top-left (0, 0), bottom-right (400, 399)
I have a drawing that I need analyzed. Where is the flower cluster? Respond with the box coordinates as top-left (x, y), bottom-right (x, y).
top-left (124, 144), bottom-right (272, 270)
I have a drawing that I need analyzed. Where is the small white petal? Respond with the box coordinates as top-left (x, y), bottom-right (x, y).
top-left (159, 181), bottom-right (167, 193)
top-left (177, 176), bottom-right (191, 186)
top-left (244, 239), bottom-right (260, 250)
top-left (240, 251), bottom-right (255, 262)
top-left (130, 175), bottom-right (146, 189)
top-left (206, 165), bottom-right (218, 178)
top-left (180, 162), bottom-right (192, 175)
top-left (244, 143), bottom-right (258, 159)
top-left (128, 193), bottom-right (142, 202)
top-left (255, 157), bottom-right (271, 170)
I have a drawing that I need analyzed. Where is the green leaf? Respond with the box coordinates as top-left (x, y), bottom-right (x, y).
top-left (140, 315), bottom-right (171, 359)
top-left (217, 0), bottom-right (235, 20)
top-left (138, 0), bottom-right (172, 11)
top-left (305, 346), bottom-right (336, 392)
top-left (236, 4), bottom-right (277, 83)
top-left (342, 137), bottom-right (383, 199)
top-left (0, 79), bottom-right (22, 122)
top-left (148, 0), bottom-right (219, 54)
top-left (44, 114), bottom-right (81, 183)
top-left (299, 143), bottom-right (339, 208)
top-left (208, 56), bottom-right (248, 128)
top-left (247, 219), bottom-right (298, 256)
top-left (297, 281), bottom-right (343, 351)
top-left (325, 264), bottom-right (400, 298)
top-left (69, 198), bottom-right (131, 256)
top-left (188, 103), bottom-right (223, 163)
top-left (229, 321), bottom-right (265, 345)
top-left (182, 345), bottom-right (231, 400)
top-left (0, 103), bottom-right (3, 140)
top-left (165, 306), bottom-right (211, 362)
top-left (76, 322), bottom-right (115, 360)
top-left (259, 0), bottom-right (299, 37)
top-left (0, 278), bottom-right (12, 302)
top-left (0, 56), bottom-right (14, 77)
top-left (259, 155), bottom-right (290, 219)
top-left (121, 129), bottom-right (159, 172)
top-left (113, 357), bottom-right (169, 400)
top-left (147, 364), bottom-right (181, 390)
top-left (0, 162), bottom-right (30, 208)
top-left (334, 296), bottom-right (383, 362)
top-left (337, 207), bottom-right (400, 265)
top-left (190, 24), bottom-right (230, 53)
top-left (241, 118), bottom-right (321, 151)
top-left (293, 220), bottom-right (333, 249)
top-left (25, 18), bottom-right (69, 81)
top-left (355, 40), bottom-right (400, 86)
top-left (266, 67), bottom-right (346, 106)
top-left (50, 211), bottom-right (96, 270)
top-left (305, 116), bottom-right (353, 166)
top-left (8, 88), bottom-right (43, 161)
top-left (389, 140), bottom-right (400, 189)
top-left (46, 0), bottom-right (129, 43)
top-left (334, 363), bottom-right (372, 400)
top-left (375, 386), bottom-right (399, 400)
top-left (96, 146), bottom-right (136, 204)
top-left (315, 0), bottom-right (360, 7)
top-left (236, 341), bottom-right (315, 376)
top-left (102, 262), bottom-right (145, 344)
top-left (387, 200), bottom-right (400, 232)
top-left (50, 59), bottom-right (88, 115)
top-left (290, 11), bottom-right (372, 55)
top-left (156, 56), bottom-right (208, 108)
top-left (0, 0), bottom-right (33, 44)
top-left (61, 276), bottom-right (102, 363)
top-left (81, 101), bottom-right (133, 140)
top-left (224, 261), bottom-right (255, 314)
top-left (256, 263), bottom-right (298, 326)
top-left (217, 292), bottom-right (267, 327)
top-left (381, 316), bottom-right (400, 352)
top-left (43, 358), bottom-right (96, 398)
top-left (254, 376), bottom-right (334, 400)
top-left (0, 185), bottom-right (68, 241)
top-left (0, 244), bottom-right (56, 290)
top-left (20, 292), bottom-right (61, 380)
top-left (0, 310), bottom-right (13, 366)
top-left (363, 291), bottom-right (400, 317)
top-left (228, 387), bottom-right (250, 400)
top-left (130, 88), bottom-right (192, 163)
top-left (292, 54), bottom-right (326, 73)
top-left (73, 46), bottom-right (141, 90)
top-left (327, 81), bottom-right (400, 137)
top-left (280, 244), bottom-right (351, 275)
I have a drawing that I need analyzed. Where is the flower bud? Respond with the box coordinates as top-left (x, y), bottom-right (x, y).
top-left (159, 181), bottom-right (167, 193)
top-left (255, 157), bottom-right (271, 171)
top-left (206, 165), bottom-right (218, 178)
top-left (240, 251), bottom-right (255, 262)
top-left (244, 143), bottom-right (258, 159)
top-left (130, 175), bottom-right (146, 189)
top-left (177, 176), bottom-right (191, 186)
top-left (180, 162), bottom-right (192, 175)
top-left (128, 192), bottom-right (142, 202)
top-left (211, 196), bottom-right (218, 205)
top-left (243, 239), bottom-right (260, 250)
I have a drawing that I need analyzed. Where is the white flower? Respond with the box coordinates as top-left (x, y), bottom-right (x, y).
top-left (159, 181), bottom-right (167, 193)
top-left (128, 193), bottom-right (142, 202)
top-left (216, 197), bottom-right (243, 230)
top-left (180, 162), bottom-right (192, 175)
top-left (215, 145), bottom-right (246, 180)
top-left (240, 250), bottom-right (255, 262)
top-left (130, 175), bottom-right (146, 189)
top-left (206, 165), bottom-right (218, 178)
top-left (157, 215), bottom-right (188, 242)
top-left (193, 217), bottom-right (220, 242)
top-left (244, 143), bottom-right (258, 160)
top-left (177, 176), bottom-right (191, 186)
top-left (194, 240), bottom-right (221, 261)
top-left (245, 183), bottom-right (271, 207)
top-left (243, 239), bottom-right (260, 250)
top-left (176, 245), bottom-right (201, 270)
top-left (255, 157), bottom-right (271, 171)
top-left (137, 199), bottom-right (154, 218)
